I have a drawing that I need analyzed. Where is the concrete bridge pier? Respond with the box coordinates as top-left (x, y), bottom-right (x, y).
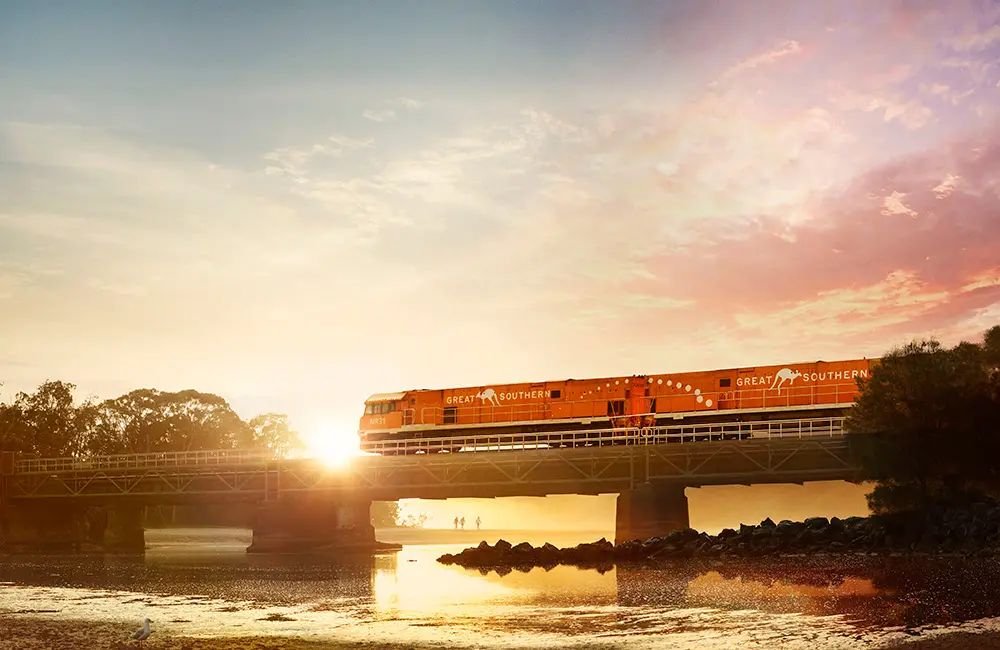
top-left (247, 494), bottom-right (399, 554)
top-left (615, 483), bottom-right (690, 545)
top-left (100, 505), bottom-right (146, 553)
top-left (0, 503), bottom-right (93, 553)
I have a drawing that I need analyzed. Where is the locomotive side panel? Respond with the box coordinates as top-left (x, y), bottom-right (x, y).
top-left (547, 380), bottom-right (570, 419)
top-left (569, 378), bottom-right (608, 419)
top-left (734, 359), bottom-right (873, 412)
top-left (439, 381), bottom-right (557, 427)
top-left (650, 370), bottom-right (720, 415)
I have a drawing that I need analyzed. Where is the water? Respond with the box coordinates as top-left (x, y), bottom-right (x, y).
top-left (3, 528), bottom-right (1000, 648)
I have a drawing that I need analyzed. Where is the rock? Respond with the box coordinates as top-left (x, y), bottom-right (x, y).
top-left (681, 528), bottom-right (700, 540)
top-left (804, 517), bottom-right (830, 530)
top-left (614, 540), bottom-right (643, 560)
top-left (436, 504), bottom-right (1000, 569)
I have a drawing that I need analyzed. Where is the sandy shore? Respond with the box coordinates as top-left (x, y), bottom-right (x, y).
top-left (0, 615), bottom-right (410, 650)
top-left (881, 631), bottom-right (1000, 649)
top-left (7, 615), bottom-right (1000, 650)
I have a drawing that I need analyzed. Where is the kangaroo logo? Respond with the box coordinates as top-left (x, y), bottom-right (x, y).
top-left (476, 388), bottom-right (501, 407)
top-left (769, 368), bottom-right (802, 392)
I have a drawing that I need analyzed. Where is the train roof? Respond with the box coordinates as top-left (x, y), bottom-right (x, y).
top-left (364, 392), bottom-right (407, 404)
top-left (362, 357), bottom-right (872, 402)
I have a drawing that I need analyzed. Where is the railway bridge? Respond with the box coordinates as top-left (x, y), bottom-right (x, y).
top-left (0, 416), bottom-right (862, 554)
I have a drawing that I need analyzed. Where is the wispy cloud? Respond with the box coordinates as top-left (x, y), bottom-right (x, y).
top-left (395, 97), bottom-right (424, 109)
top-left (880, 191), bottom-right (918, 217)
top-left (948, 24), bottom-right (1000, 51)
top-left (362, 108), bottom-right (396, 122)
top-left (710, 40), bottom-right (802, 87)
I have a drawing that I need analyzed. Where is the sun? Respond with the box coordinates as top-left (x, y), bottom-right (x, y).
top-left (303, 421), bottom-right (365, 467)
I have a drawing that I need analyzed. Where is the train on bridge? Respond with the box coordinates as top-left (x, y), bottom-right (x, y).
top-left (357, 358), bottom-right (875, 454)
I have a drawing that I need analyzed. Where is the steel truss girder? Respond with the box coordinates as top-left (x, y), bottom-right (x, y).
top-left (6, 438), bottom-right (860, 503)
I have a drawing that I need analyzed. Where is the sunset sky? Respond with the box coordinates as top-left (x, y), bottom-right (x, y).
top-left (2, 1), bottom-right (1000, 448)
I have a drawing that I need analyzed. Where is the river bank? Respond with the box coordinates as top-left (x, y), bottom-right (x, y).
top-left (6, 613), bottom-right (1000, 649)
top-left (0, 615), bottom-right (407, 650)
top-left (8, 528), bottom-right (1000, 649)
top-left (438, 504), bottom-right (1000, 569)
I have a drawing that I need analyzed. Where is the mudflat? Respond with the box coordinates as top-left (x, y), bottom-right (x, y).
top-left (6, 614), bottom-right (1000, 650)
top-left (0, 615), bottom-right (408, 650)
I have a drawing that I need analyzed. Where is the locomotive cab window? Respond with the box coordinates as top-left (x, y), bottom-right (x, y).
top-left (719, 378), bottom-right (731, 388)
top-left (550, 389), bottom-right (561, 399)
top-left (366, 401), bottom-right (399, 415)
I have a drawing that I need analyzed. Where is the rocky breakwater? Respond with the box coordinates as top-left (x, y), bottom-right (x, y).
top-left (437, 503), bottom-right (1000, 569)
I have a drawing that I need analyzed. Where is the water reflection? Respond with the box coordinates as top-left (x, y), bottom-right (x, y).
top-left (3, 529), bottom-right (1000, 648)
top-left (615, 556), bottom-right (1000, 631)
top-left (0, 528), bottom-right (380, 607)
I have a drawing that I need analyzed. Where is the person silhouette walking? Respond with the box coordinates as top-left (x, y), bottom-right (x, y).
top-left (460, 516), bottom-right (465, 530)
top-left (476, 516), bottom-right (481, 530)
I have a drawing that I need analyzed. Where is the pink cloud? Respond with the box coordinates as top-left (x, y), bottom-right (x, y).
top-left (618, 121), bottom-right (1000, 350)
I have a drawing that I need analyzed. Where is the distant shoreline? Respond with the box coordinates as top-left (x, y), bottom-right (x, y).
top-left (376, 527), bottom-right (614, 546)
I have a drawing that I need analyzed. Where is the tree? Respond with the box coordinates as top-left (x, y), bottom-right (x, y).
top-left (0, 401), bottom-right (27, 453)
top-left (984, 325), bottom-right (1000, 368)
top-left (244, 413), bottom-right (304, 458)
top-left (0, 380), bottom-right (93, 457)
top-left (846, 327), bottom-right (1000, 513)
top-left (399, 512), bottom-right (429, 528)
top-left (371, 501), bottom-right (400, 528)
top-left (83, 389), bottom-right (250, 455)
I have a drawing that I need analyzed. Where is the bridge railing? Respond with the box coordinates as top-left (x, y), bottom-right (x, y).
top-left (13, 416), bottom-right (849, 475)
top-left (14, 448), bottom-right (275, 475)
top-left (364, 416), bottom-right (848, 454)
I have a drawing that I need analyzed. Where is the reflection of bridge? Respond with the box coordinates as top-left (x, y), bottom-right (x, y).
top-left (0, 416), bottom-right (862, 554)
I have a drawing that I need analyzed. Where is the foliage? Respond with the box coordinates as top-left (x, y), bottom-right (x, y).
top-left (245, 413), bottom-right (306, 458)
top-left (399, 512), bottom-right (429, 528)
top-left (371, 501), bottom-right (401, 527)
top-left (846, 325), bottom-right (1000, 513)
top-left (0, 381), bottom-right (95, 457)
top-left (0, 381), bottom-right (304, 460)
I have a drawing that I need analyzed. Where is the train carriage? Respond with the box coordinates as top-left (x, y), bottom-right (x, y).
top-left (357, 358), bottom-right (875, 454)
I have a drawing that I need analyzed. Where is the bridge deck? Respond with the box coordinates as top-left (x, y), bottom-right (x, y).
top-left (2, 417), bottom-right (860, 503)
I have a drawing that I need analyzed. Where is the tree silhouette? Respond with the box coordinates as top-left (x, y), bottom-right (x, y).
top-left (846, 326), bottom-right (1000, 513)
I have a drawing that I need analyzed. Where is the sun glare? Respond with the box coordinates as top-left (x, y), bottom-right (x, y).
top-left (304, 422), bottom-right (364, 467)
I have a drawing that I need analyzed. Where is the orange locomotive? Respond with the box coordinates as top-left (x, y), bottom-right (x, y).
top-left (357, 358), bottom-right (875, 454)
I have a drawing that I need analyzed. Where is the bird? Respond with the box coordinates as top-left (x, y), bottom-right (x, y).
top-left (130, 618), bottom-right (152, 641)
